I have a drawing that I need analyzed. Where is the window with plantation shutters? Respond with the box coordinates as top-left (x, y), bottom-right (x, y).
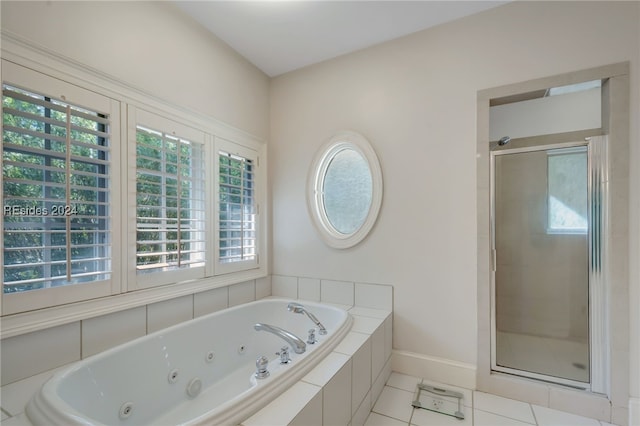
top-left (0, 56), bottom-right (267, 327)
top-left (2, 84), bottom-right (111, 293)
top-left (135, 125), bottom-right (206, 276)
top-left (218, 148), bottom-right (258, 268)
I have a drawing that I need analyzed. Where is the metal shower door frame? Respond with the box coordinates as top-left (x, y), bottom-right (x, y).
top-left (489, 136), bottom-right (609, 395)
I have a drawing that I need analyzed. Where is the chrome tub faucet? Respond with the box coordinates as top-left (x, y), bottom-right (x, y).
top-left (254, 323), bottom-right (307, 354)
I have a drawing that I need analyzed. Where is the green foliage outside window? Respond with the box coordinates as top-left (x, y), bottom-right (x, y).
top-left (2, 85), bottom-right (109, 293)
top-left (135, 126), bottom-right (205, 272)
top-left (218, 152), bottom-right (256, 263)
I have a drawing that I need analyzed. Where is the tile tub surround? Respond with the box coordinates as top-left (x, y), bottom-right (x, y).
top-left (0, 277), bottom-right (271, 387)
top-left (242, 308), bottom-right (393, 426)
top-left (0, 277), bottom-right (392, 423)
top-left (271, 275), bottom-right (393, 311)
top-left (0, 277), bottom-right (269, 423)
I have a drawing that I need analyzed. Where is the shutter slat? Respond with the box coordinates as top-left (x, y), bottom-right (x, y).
top-left (69, 137), bottom-right (111, 152)
top-left (2, 141), bottom-right (110, 166)
top-left (3, 124), bottom-right (68, 145)
top-left (3, 160), bottom-right (109, 180)
top-left (3, 107), bottom-right (68, 128)
top-left (4, 88), bottom-right (69, 114)
top-left (3, 88), bottom-right (110, 125)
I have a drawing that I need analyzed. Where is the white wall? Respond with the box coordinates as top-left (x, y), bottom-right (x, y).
top-left (0, 1), bottom-right (270, 140)
top-left (1, 0), bottom-right (639, 419)
top-left (269, 0), bottom-right (639, 401)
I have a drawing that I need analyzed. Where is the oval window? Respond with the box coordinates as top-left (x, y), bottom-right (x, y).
top-left (307, 131), bottom-right (383, 248)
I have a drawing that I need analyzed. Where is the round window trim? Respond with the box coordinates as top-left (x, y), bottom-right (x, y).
top-left (307, 131), bottom-right (383, 249)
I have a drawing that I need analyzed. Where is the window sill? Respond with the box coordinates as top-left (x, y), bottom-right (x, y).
top-left (0, 268), bottom-right (267, 339)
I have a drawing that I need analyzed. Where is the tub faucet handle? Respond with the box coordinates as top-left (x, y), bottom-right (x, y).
top-left (307, 328), bottom-right (317, 344)
top-left (255, 355), bottom-right (270, 379)
top-left (276, 346), bottom-right (291, 364)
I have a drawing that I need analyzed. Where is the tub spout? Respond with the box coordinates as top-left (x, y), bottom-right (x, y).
top-left (287, 302), bottom-right (327, 335)
top-left (254, 323), bottom-right (306, 354)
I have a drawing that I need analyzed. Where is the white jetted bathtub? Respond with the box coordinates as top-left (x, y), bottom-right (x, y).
top-left (26, 298), bottom-right (352, 426)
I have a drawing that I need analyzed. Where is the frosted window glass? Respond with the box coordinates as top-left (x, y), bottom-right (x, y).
top-left (322, 148), bottom-right (372, 235)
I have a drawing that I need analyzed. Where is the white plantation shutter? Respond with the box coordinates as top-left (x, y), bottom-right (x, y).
top-left (135, 125), bottom-right (206, 276)
top-left (217, 141), bottom-right (259, 272)
top-left (2, 84), bottom-right (111, 292)
top-left (1, 59), bottom-right (267, 322)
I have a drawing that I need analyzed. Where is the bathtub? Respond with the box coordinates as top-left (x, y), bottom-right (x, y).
top-left (26, 298), bottom-right (352, 426)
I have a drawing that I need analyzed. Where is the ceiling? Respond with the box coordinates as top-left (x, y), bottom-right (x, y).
top-left (174, 1), bottom-right (508, 77)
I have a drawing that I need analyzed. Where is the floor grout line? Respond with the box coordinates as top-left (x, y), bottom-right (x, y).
top-left (368, 410), bottom-right (411, 425)
top-left (375, 373), bottom-right (618, 426)
top-left (529, 402), bottom-right (539, 425)
top-left (473, 407), bottom-right (537, 425)
top-left (385, 383), bottom-right (418, 393)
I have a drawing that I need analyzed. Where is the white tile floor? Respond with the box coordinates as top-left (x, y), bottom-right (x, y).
top-left (365, 373), bottom-right (616, 426)
top-left (0, 370), bottom-right (619, 426)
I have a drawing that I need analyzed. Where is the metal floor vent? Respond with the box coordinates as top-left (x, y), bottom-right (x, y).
top-left (412, 383), bottom-right (465, 420)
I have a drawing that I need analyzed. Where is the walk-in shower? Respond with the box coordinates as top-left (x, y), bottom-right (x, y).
top-left (489, 135), bottom-right (609, 392)
top-left (477, 63), bottom-right (630, 421)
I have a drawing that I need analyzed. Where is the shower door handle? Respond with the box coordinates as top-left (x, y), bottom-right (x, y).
top-left (492, 249), bottom-right (497, 272)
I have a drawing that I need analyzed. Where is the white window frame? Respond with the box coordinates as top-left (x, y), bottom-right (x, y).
top-left (127, 107), bottom-right (209, 290)
top-left (0, 37), bottom-right (268, 338)
top-left (1, 60), bottom-right (122, 315)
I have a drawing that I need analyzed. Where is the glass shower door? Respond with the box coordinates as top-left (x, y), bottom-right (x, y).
top-left (492, 144), bottom-right (590, 385)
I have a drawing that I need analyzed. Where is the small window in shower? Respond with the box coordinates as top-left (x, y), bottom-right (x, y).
top-left (547, 147), bottom-right (588, 234)
top-left (546, 79), bottom-right (601, 96)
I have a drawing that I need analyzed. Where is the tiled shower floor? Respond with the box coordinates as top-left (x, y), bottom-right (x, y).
top-left (366, 373), bottom-right (616, 426)
top-left (496, 332), bottom-right (590, 383)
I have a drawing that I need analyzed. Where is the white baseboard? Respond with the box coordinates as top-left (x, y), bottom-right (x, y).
top-left (391, 350), bottom-right (476, 390)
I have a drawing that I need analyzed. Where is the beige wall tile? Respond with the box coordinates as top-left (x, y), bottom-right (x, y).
top-left (355, 283), bottom-right (392, 310)
top-left (271, 275), bottom-right (298, 298)
top-left (298, 277), bottom-right (321, 302)
top-left (1, 322), bottom-right (80, 385)
top-left (194, 287), bottom-right (229, 317)
top-left (321, 280), bottom-right (354, 306)
top-left (323, 359), bottom-right (352, 426)
top-left (82, 306), bottom-right (146, 358)
top-left (352, 338), bottom-right (372, 414)
top-left (229, 280), bottom-right (256, 307)
top-left (147, 295), bottom-right (193, 333)
top-left (255, 276), bottom-right (272, 300)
